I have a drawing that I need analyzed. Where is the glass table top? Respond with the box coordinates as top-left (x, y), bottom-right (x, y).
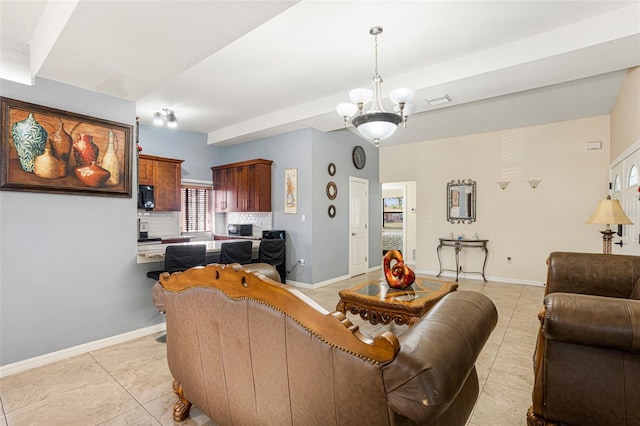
top-left (354, 279), bottom-right (447, 302)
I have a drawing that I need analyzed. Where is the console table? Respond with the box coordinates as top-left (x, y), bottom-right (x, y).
top-left (436, 238), bottom-right (489, 282)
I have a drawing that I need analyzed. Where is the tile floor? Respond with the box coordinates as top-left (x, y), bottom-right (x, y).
top-left (0, 271), bottom-right (545, 426)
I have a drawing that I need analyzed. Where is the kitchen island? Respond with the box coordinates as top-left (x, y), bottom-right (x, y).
top-left (137, 239), bottom-right (260, 264)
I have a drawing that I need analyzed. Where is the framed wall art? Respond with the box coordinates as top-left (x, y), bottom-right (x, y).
top-left (284, 168), bottom-right (297, 214)
top-left (1, 97), bottom-right (133, 197)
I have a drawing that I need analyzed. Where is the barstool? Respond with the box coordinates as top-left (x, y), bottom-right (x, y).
top-left (220, 241), bottom-right (253, 264)
top-left (147, 244), bottom-right (207, 281)
top-left (258, 239), bottom-right (286, 283)
top-left (148, 244), bottom-right (206, 342)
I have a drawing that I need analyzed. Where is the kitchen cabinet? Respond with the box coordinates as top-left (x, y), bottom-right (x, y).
top-left (212, 159), bottom-right (273, 212)
top-left (138, 154), bottom-right (184, 211)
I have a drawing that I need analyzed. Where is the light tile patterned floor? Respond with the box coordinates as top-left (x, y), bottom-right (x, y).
top-left (0, 271), bottom-right (544, 426)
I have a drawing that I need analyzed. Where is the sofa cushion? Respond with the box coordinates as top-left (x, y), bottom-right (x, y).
top-left (630, 278), bottom-right (640, 300)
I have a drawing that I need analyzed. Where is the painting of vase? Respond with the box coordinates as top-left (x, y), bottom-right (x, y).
top-left (1, 97), bottom-right (133, 197)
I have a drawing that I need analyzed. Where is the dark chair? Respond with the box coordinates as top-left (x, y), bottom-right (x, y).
top-left (257, 239), bottom-right (286, 283)
top-left (220, 241), bottom-right (253, 265)
top-left (147, 244), bottom-right (207, 281)
top-left (147, 244), bottom-right (207, 343)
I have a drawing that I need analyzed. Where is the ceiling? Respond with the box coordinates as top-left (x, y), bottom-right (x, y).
top-left (1, 1), bottom-right (639, 148)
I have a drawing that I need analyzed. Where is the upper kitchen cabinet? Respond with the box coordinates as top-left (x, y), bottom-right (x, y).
top-left (212, 159), bottom-right (273, 213)
top-left (138, 154), bottom-right (184, 211)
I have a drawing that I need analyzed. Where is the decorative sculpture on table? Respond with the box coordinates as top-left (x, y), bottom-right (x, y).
top-left (383, 250), bottom-right (415, 289)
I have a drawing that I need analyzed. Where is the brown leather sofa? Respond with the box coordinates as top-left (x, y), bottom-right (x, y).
top-left (528, 252), bottom-right (640, 426)
top-left (152, 263), bottom-right (498, 425)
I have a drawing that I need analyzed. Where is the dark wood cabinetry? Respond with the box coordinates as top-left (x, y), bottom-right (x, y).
top-left (211, 159), bottom-right (273, 213)
top-left (138, 154), bottom-right (183, 211)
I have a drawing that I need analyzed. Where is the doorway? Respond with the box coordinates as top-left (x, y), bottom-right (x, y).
top-left (381, 181), bottom-right (417, 265)
top-left (611, 142), bottom-right (640, 255)
top-left (349, 177), bottom-right (369, 277)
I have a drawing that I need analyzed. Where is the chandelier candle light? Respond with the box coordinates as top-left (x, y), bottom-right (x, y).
top-left (336, 26), bottom-right (414, 147)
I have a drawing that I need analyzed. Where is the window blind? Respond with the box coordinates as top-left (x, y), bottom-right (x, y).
top-left (181, 184), bottom-right (212, 232)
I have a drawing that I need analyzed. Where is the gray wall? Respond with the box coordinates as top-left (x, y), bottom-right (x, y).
top-left (219, 129), bottom-right (314, 283)
top-left (216, 128), bottom-right (381, 284)
top-left (0, 79), bottom-right (379, 366)
top-left (311, 130), bottom-right (381, 283)
top-left (0, 78), bottom-right (164, 366)
top-left (138, 125), bottom-right (222, 182)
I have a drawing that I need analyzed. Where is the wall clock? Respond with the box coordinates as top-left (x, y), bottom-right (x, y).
top-left (326, 181), bottom-right (337, 200)
top-left (352, 145), bottom-right (366, 169)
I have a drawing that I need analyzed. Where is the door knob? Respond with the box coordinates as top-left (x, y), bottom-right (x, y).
top-left (351, 233), bottom-right (356, 236)
top-left (614, 240), bottom-right (623, 246)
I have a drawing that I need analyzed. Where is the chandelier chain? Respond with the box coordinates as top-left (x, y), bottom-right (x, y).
top-left (374, 32), bottom-right (379, 77)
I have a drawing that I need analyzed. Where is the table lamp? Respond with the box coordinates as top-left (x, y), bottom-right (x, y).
top-left (585, 195), bottom-right (632, 254)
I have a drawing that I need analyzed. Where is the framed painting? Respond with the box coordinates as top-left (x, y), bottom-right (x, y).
top-left (1, 97), bottom-right (133, 197)
top-left (284, 168), bottom-right (297, 214)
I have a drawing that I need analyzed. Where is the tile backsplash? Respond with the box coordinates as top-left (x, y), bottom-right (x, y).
top-left (216, 212), bottom-right (273, 237)
top-left (138, 211), bottom-right (180, 237)
top-left (140, 211), bottom-right (273, 239)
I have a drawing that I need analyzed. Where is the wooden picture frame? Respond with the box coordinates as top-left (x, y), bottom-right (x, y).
top-left (1, 97), bottom-right (133, 197)
top-left (284, 168), bottom-right (297, 214)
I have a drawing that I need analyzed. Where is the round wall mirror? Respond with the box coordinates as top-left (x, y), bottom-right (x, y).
top-left (326, 181), bottom-right (337, 200)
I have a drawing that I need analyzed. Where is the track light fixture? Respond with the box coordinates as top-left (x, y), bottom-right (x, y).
top-left (153, 108), bottom-right (177, 128)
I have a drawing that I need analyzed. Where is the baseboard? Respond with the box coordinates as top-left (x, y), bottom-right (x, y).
top-left (0, 323), bottom-right (166, 379)
top-left (286, 273), bottom-right (351, 289)
top-left (418, 269), bottom-right (544, 287)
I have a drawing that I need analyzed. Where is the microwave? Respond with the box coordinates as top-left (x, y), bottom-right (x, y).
top-left (138, 185), bottom-right (155, 209)
top-left (228, 224), bottom-right (253, 236)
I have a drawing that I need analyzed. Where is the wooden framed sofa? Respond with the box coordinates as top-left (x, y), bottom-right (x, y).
top-left (152, 263), bottom-right (498, 425)
top-left (528, 251), bottom-right (640, 426)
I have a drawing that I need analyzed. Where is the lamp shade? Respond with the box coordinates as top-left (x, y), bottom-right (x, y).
top-left (390, 87), bottom-right (415, 104)
top-left (336, 103), bottom-right (358, 118)
top-left (585, 196), bottom-right (632, 225)
top-left (349, 88), bottom-right (373, 105)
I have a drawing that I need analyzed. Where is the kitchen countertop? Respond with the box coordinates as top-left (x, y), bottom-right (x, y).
top-left (137, 239), bottom-right (260, 264)
top-left (213, 234), bottom-right (262, 240)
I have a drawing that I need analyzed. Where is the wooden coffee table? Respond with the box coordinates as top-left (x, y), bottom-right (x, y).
top-left (336, 278), bottom-right (458, 327)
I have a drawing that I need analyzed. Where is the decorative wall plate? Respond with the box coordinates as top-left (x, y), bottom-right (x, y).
top-left (328, 162), bottom-right (336, 176)
top-left (326, 181), bottom-right (337, 200)
top-left (328, 204), bottom-right (336, 218)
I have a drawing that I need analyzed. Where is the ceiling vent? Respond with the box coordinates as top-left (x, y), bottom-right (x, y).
top-left (425, 94), bottom-right (451, 106)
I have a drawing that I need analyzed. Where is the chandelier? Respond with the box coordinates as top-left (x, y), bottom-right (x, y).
top-left (336, 26), bottom-right (414, 147)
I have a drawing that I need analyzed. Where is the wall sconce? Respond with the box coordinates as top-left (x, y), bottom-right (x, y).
top-left (528, 179), bottom-right (542, 189)
top-left (497, 181), bottom-right (510, 190)
top-left (153, 108), bottom-right (177, 128)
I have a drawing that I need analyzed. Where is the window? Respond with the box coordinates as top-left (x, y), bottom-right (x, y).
top-left (629, 165), bottom-right (638, 187)
top-left (181, 184), bottom-right (212, 232)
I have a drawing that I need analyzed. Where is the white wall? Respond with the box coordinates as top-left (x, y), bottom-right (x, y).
top-left (380, 116), bottom-right (611, 284)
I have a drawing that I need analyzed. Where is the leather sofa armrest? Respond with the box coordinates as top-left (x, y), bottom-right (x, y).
top-left (382, 291), bottom-right (497, 423)
top-left (543, 293), bottom-right (640, 353)
top-left (242, 262), bottom-right (281, 283)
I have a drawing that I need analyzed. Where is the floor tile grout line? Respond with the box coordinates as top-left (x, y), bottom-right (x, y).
top-left (87, 351), bottom-right (164, 426)
top-left (468, 282), bottom-right (524, 422)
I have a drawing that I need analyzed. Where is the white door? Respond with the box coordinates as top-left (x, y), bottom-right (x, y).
top-left (349, 177), bottom-right (369, 277)
top-left (611, 146), bottom-right (640, 255)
